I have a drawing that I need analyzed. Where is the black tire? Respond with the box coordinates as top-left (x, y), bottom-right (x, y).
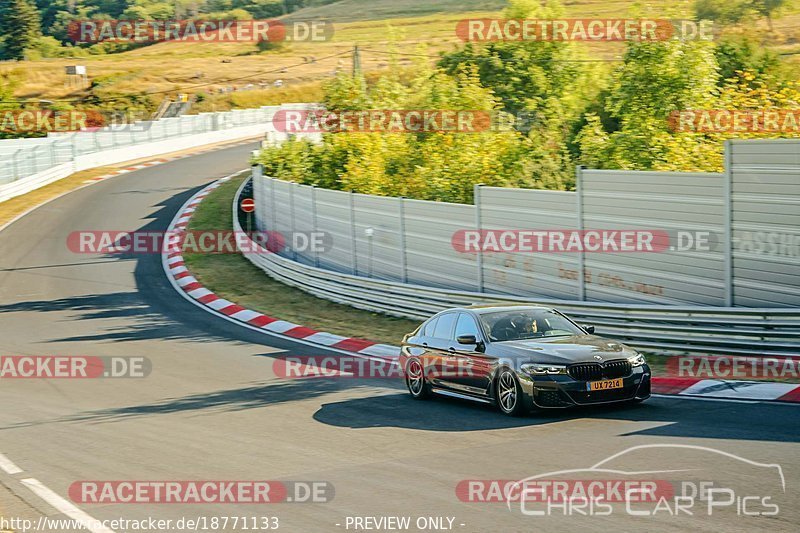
top-left (495, 368), bottom-right (525, 416)
top-left (404, 357), bottom-right (431, 399)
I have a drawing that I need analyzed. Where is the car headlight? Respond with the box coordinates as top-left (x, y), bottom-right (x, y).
top-left (628, 353), bottom-right (646, 367)
top-left (521, 363), bottom-right (567, 375)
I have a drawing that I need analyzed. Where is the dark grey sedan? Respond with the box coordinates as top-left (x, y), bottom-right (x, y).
top-left (399, 305), bottom-right (651, 415)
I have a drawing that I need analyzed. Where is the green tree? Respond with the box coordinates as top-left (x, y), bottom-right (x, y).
top-left (439, 0), bottom-right (597, 189)
top-left (256, 61), bottom-right (535, 202)
top-left (576, 38), bottom-right (720, 170)
top-left (0, 0), bottom-right (41, 60)
top-left (694, 0), bottom-right (753, 24)
top-left (714, 36), bottom-right (783, 85)
top-left (752, 0), bottom-right (791, 30)
top-left (0, 69), bottom-right (20, 108)
top-left (694, 0), bottom-right (791, 29)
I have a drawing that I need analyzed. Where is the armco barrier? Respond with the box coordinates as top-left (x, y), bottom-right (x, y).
top-left (0, 104), bottom-right (314, 204)
top-left (236, 173), bottom-right (800, 357)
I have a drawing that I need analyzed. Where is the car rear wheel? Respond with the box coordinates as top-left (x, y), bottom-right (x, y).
top-left (405, 358), bottom-right (431, 399)
top-left (496, 368), bottom-right (525, 416)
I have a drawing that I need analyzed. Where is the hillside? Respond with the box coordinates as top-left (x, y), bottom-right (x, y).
top-left (1, 0), bottom-right (798, 113)
top-left (285, 0), bottom-right (508, 21)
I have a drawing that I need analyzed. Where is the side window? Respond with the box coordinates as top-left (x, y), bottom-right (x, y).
top-left (432, 313), bottom-right (457, 340)
top-left (454, 313), bottom-right (480, 341)
top-left (421, 317), bottom-right (439, 337)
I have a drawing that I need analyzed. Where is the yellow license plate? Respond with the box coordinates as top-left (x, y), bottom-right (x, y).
top-left (587, 378), bottom-right (624, 391)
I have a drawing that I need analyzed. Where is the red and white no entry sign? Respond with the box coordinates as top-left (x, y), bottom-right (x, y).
top-left (241, 198), bottom-right (256, 213)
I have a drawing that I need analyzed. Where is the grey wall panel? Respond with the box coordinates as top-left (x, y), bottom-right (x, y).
top-left (582, 170), bottom-right (724, 190)
top-left (583, 258), bottom-right (726, 304)
top-left (482, 254), bottom-right (581, 298)
top-left (730, 139), bottom-right (800, 167)
top-left (480, 187), bottom-right (580, 299)
top-left (582, 170), bottom-right (726, 305)
top-left (313, 188), bottom-right (355, 274)
top-left (584, 251), bottom-right (725, 278)
top-left (290, 184), bottom-right (316, 266)
top-left (733, 282), bottom-right (800, 307)
top-left (403, 200), bottom-right (477, 290)
top-left (271, 180), bottom-right (293, 238)
top-left (731, 140), bottom-right (800, 307)
top-left (253, 166), bottom-right (267, 231)
top-left (352, 194), bottom-right (403, 281)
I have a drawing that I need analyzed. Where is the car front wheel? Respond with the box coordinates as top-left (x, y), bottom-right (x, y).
top-left (404, 358), bottom-right (431, 399)
top-left (496, 368), bottom-right (525, 416)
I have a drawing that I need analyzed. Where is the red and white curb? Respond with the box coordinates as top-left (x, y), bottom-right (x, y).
top-left (162, 173), bottom-right (399, 361)
top-left (651, 377), bottom-right (800, 403)
top-left (162, 175), bottom-right (800, 404)
top-left (83, 159), bottom-right (169, 183)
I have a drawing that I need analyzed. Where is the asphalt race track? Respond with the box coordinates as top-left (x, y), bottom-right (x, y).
top-left (1, 142), bottom-right (799, 532)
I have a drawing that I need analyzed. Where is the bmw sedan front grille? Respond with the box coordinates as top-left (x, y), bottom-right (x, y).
top-left (602, 360), bottom-right (632, 379)
top-left (567, 363), bottom-right (603, 381)
top-left (567, 360), bottom-right (632, 381)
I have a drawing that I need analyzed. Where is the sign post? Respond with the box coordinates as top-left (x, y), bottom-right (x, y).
top-left (241, 198), bottom-right (255, 235)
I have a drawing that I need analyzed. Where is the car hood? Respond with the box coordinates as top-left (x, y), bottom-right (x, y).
top-left (491, 334), bottom-right (637, 365)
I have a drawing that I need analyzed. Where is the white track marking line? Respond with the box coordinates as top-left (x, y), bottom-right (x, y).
top-left (20, 478), bottom-right (115, 533)
top-left (0, 452), bottom-right (23, 474)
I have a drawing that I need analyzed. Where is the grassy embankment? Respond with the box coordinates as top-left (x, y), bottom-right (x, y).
top-left (184, 175), bottom-right (420, 344)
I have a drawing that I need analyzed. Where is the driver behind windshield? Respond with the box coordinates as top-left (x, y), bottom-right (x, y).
top-left (482, 309), bottom-right (582, 341)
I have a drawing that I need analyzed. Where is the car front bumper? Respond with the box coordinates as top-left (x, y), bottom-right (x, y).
top-left (516, 364), bottom-right (651, 409)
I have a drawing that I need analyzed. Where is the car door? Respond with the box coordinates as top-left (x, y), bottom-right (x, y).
top-left (425, 312), bottom-right (458, 388)
top-left (411, 315), bottom-right (438, 378)
top-left (403, 316), bottom-right (435, 365)
top-left (447, 312), bottom-right (494, 395)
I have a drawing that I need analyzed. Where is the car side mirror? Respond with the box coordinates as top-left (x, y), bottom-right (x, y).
top-left (457, 334), bottom-right (478, 345)
top-left (582, 325), bottom-right (595, 334)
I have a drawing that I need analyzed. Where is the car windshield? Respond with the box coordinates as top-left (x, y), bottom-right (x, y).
top-left (478, 309), bottom-right (583, 342)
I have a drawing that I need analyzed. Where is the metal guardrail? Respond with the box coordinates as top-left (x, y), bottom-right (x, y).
top-left (234, 178), bottom-right (800, 356)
